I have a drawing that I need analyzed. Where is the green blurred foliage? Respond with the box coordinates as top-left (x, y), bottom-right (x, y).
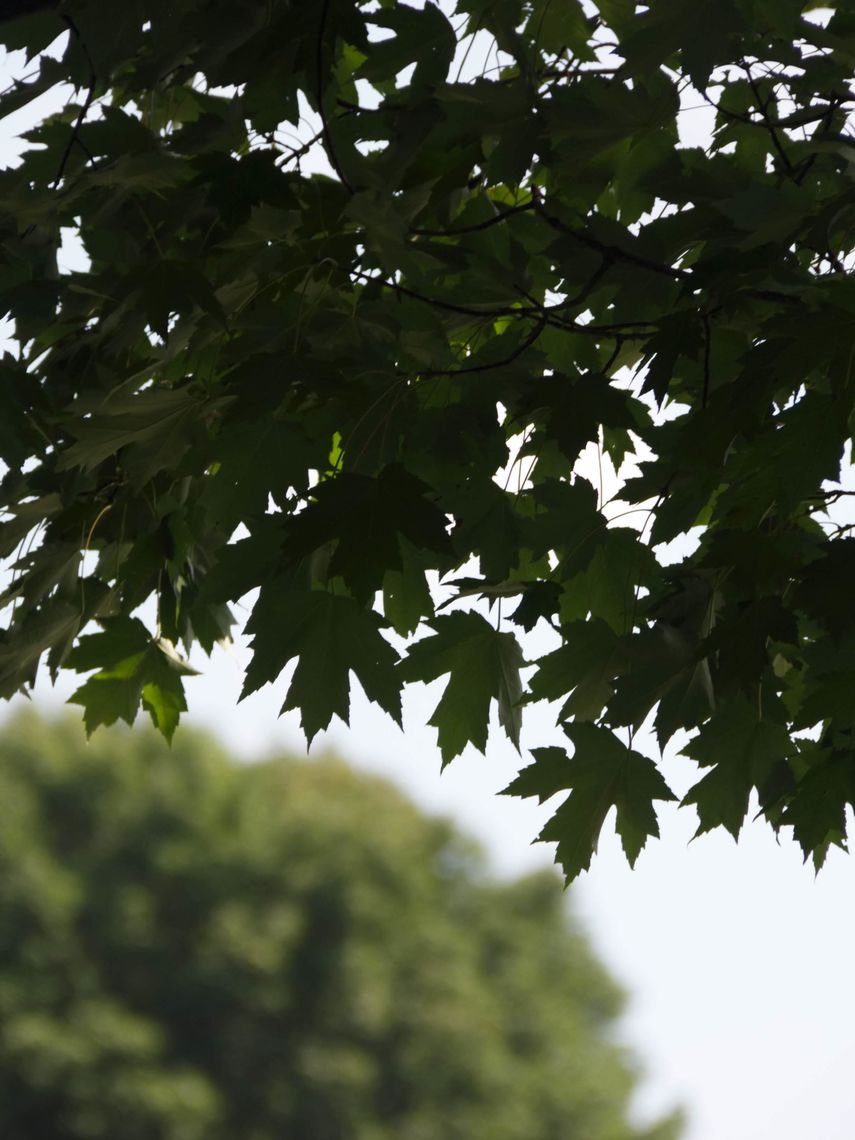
top-left (0, 710), bottom-right (682, 1140)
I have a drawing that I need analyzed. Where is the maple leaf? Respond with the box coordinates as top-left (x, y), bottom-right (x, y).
top-left (504, 724), bottom-right (676, 882)
top-left (282, 466), bottom-right (451, 603)
top-left (242, 588), bottom-right (401, 744)
top-left (779, 743), bottom-right (853, 870)
top-left (399, 611), bottom-right (524, 765)
top-left (67, 617), bottom-right (198, 741)
top-left (382, 537), bottom-right (434, 637)
top-left (681, 700), bottom-right (795, 839)
top-left (529, 619), bottom-right (626, 722)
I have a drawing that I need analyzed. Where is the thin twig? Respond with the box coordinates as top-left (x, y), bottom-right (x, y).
top-left (351, 268), bottom-right (530, 319)
top-left (316, 0), bottom-right (354, 193)
top-left (809, 489), bottom-right (855, 503)
top-left (351, 268), bottom-right (656, 338)
top-left (794, 96), bottom-right (844, 187)
top-left (411, 201), bottom-right (534, 237)
top-left (544, 258), bottom-right (611, 313)
top-left (276, 125), bottom-right (326, 169)
top-left (744, 60), bottom-right (794, 175)
top-left (335, 97), bottom-right (406, 115)
top-left (515, 282), bottom-right (658, 335)
top-left (50, 80), bottom-right (96, 188)
top-left (51, 14), bottom-right (98, 189)
top-left (416, 316), bottom-right (547, 376)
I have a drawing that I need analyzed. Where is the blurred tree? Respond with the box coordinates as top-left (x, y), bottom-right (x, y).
top-left (0, 710), bottom-right (681, 1140)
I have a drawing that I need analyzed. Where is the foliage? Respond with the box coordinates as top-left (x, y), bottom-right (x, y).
top-left (0, 710), bottom-right (682, 1140)
top-left (0, 1), bottom-right (854, 879)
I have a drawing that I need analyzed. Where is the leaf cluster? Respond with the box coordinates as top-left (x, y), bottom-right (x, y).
top-left (1, 0), bottom-right (855, 878)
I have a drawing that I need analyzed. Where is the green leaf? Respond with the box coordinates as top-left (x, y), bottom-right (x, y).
top-left (58, 387), bottom-right (206, 479)
top-left (382, 537), bottom-right (434, 636)
top-left (505, 723), bottom-right (676, 882)
top-left (399, 611), bottom-right (524, 764)
top-left (793, 539), bottom-right (855, 635)
top-left (779, 745), bottom-right (853, 866)
top-left (620, 0), bottom-right (743, 86)
top-left (140, 260), bottom-right (226, 339)
top-left (284, 466), bottom-right (451, 603)
top-left (597, 0), bottom-right (635, 36)
top-left (502, 745), bottom-right (571, 804)
top-left (203, 416), bottom-right (321, 525)
top-left (363, 2), bottom-right (456, 90)
top-left (529, 619), bottom-right (626, 722)
top-left (607, 618), bottom-right (715, 741)
top-left (559, 529), bottom-right (661, 635)
top-left (447, 479), bottom-right (522, 581)
top-left (0, 8), bottom-right (63, 58)
top-left (682, 701), bottom-right (795, 838)
top-left (518, 477), bottom-right (601, 570)
top-left (0, 598), bottom-right (83, 696)
top-left (529, 0), bottom-right (592, 57)
top-left (68, 623), bottom-right (197, 742)
top-left (65, 616), bottom-right (152, 672)
top-left (243, 589), bottom-right (401, 744)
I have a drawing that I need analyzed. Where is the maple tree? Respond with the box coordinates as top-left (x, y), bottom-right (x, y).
top-left (1, 0), bottom-right (855, 881)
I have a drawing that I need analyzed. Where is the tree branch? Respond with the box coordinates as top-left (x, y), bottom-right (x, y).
top-left (351, 269), bottom-right (656, 339)
top-left (415, 316), bottom-right (547, 376)
top-left (532, 189), bottom-right (693, 282)
top-left (411, 201), bottom-right (534, 238)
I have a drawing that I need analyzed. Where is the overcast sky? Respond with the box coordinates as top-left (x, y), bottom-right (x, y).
top-left (1, 12), bottom-right (854, 1140)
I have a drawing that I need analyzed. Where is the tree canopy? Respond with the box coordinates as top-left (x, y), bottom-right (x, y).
top-left (0, 0), bottom-right (854, 880)
top-left (0, 710), bottom-right (682, 1140)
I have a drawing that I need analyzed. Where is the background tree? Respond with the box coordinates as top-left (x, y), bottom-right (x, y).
top-left (0, 1), bottom-right (853, 879)
top-left (0, 710), bottom-right (681, 1140)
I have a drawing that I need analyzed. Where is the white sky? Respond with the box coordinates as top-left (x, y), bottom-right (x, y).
top-left (1, 13), bottom-right (855, 1140)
